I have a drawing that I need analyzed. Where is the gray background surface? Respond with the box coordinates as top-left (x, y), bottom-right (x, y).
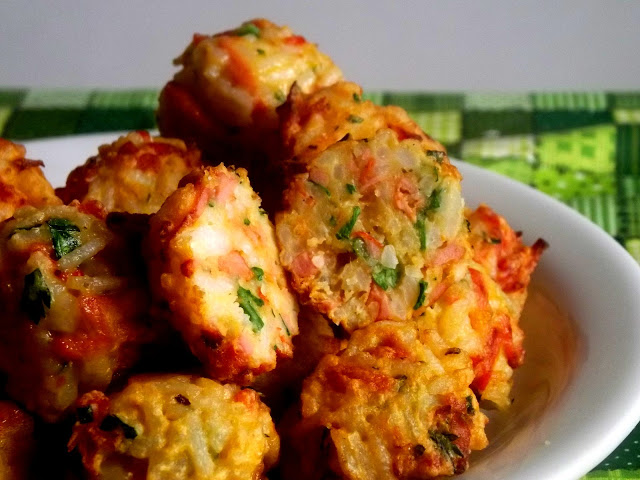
top-left (1, 0), bottom-right (639, 90)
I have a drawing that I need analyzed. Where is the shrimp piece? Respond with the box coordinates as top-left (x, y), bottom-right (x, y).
top-left (145, 165), bottom-right (298, 384)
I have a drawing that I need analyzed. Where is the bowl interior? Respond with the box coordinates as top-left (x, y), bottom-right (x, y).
top-left (457, 161), bottom-right (640, 480)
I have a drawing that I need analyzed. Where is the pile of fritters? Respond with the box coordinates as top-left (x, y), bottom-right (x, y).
top-left (0, 19), bottom-right (545, 480)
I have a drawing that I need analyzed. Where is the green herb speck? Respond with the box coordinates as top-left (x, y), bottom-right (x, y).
top-left (234, 22), bottom-right (261, 37)
top-left (251, 266), bottom-right (264, 281)
top-left (347, 114), bottom-right (364, 124)
top-left (237, 287), bottom-right (265, 332)
top-left (47, 218), bottom-right (80, 259)
top-left (20, 268), bottom-right (51, 324)
top-left (429, 430), bottom-right (463, 460)
top-left (336, 206), bottom-right (361, 240)
top-left (426, 150), bottom-right (445, 164)
top-left (346, 183), bottom-right (357, 194)
top-left (372, 264), bottom-right (399, 290)
top-left (413, 280), bottom-right (428, 310)
top-left (309, 180), bottom-right (331, 197)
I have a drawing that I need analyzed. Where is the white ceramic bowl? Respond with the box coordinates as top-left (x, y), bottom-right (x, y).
top-left (22, 133), bottom-right (640, 480)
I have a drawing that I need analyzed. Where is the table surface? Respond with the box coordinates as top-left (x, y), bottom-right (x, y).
top-left (1, 87), bottom-right (640, 479)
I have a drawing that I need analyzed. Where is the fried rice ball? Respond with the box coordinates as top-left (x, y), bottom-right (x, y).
top-left (467, 204), bottom-right (547, 316)
top-left (157, 18), bottom-right (342, 160)
top-left (276, 129), bottom-right (464, 332)
top-left (145, 166), bottom-right (299, 384)
top-left (0, 138), bottom-right (61, 222)
top-left (280, 322), bottom-right (488, 480)
top-left (412, 243), bottom-right (526, 409)
top-left (0, 400), bottom-right (35, 480)
top-left (278, 81), bottom-right (447, 176)
top-left (56, 131), bottom-right (203, 214)
top-left (0, 202), bottom-right (153, 422)
top-left (69, 374), bottom-right (279, 480)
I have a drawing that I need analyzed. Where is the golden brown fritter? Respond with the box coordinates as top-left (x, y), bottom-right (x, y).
top-left (145, 166), bottom-right (298, 384)
top-left (56, 131), bottom-right (203, 214)
top-left (0, 400), bottom-right (35, 480)
top-left (0, 138), bottom-right (61, 222)
top-left (278, 81), bottom-right (447, 175)
top-left (157, 18), bottom-right (342, 161)
top-left (411, 245), bottom-right (525, 409)
top-left (280, 322), bottom-right (488, 480)
top-left (467, 204), bottom-right (547, 316)
top-left (0, 202), bottom-right (154, 422)
top-left (69, 374), bottom-right (279, 480)
top-left (276, 129), bottom-right (464, 332)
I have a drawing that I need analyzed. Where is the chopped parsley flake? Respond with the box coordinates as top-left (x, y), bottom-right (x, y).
top-left (372, 264), bottom-right (399, 290)
top-left (352, 93), bottom-right (362, 103)
top-left (426, 150), bottom-right (445, 164)
top-left (428, 188), bottom-right (442, 210)
top-left (347, 114), bottom-right (364, 123)
top-left (47, 218), bottom-right (80, 259)
top-left (20, 268), bottom-right (51, 324)
top-left (309, 180), bottom-right (330, 196)
top-left (237, 287), bottom-right (264, 332)
top-left (336, 206), bottom-right (361, 240)
top-left (346, 183), bottom-right (357, 194)
top-left (257, 48), bottom-right (266, 55)
top-left (413, 280), bottom-right (428, 310)
top-left (244, 218), bottom-right (251, 226)
top-left (234, 22), bottom-right (261, 37)
top-left (251, 266), bottom-right (264, 281)
top-left (429, 430), bottom-right (463, 459)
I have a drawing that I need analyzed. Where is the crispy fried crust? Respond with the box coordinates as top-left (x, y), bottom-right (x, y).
top-left (467, 204), bottom-right (547, 315)
top-left (56, 131), bottom-right (203, 214)
top-left (276, 129), bottom-right (464, 332)
top-left (0, 138), bottom-right (61, 222)
top-left (278, 81), bottom-right (449, 176)
top-left (69, 374), bottom-right (279, 480)
top-left (0, 202), bottom-right (153, 422)
top-left (145, 165), bottom-right (298, 384)
top-left (157, 18), bottom-right (342, 161)
top-left (280, 322), bottom-right (487, 480)
top-left (0, 401), bottom-right (35, 480)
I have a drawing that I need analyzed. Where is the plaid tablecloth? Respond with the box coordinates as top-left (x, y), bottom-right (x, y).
top-left (1, 88), bottom-right (639, 479)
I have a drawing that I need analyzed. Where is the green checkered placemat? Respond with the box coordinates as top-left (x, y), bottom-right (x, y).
top-left (1, 88), bottom-right (640, 479)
